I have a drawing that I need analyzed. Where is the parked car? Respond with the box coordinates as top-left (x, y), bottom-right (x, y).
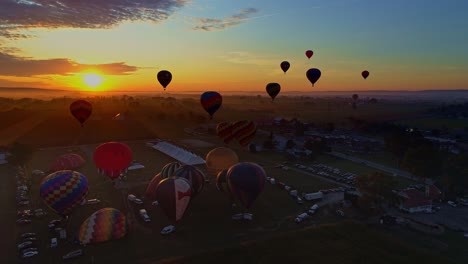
top-left (160, 225), bottom-right (176, 235)
top-left (22, 247), bottom-right (38, 254)
top-left (17, 218), bottom-right (32, 224)
top-left (447, 201), bottom-right (457, 207)
top-left (48, 219), bottom-right (61, 229)
top-left (86, 199), bottom-right (101, 205)
top-left (18, 241), bottom-right (33, 250)
top-left (62, 249), bottom-right (83, 260)
top-left (17, 200), bottom-right (30, 206)
top-left (139, 209), bottom-right (151, 222)
top-left (21, 233), bottom-right (36, 239)
top-left (23, 237), bottom-right (38, 242)
top-left (21, 251), bottom-right (38, 258)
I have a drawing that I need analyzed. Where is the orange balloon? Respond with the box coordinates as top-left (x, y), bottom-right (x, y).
top-left (205, 147), bottom-right (239, 176)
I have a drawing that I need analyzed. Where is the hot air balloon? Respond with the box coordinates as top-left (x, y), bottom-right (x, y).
top-left (50, 153), bottom-right (85, 171)
top-left (306, 68), bottom-right (321, 87)
top-left (216, 122), bottom-right (236, 144)
top-left (227, 162), bottom-right (266, 210)
top-left (280, 61), bottom-right (290, 73)
top-left (216, 168), bottom-right (229, 192)
top-left (362, 70), bottom-right (369, 80)
top-left (205, 147), bottom-right (239, 176)
top-left (157, 70), bottom-right (172, 91)
top-left (172, 165), bottom-right (205, 197)
top-left (145, 173), bottom-right (162, 202)
top-left (305, 50), bottom-right (313, 59)
top-left (77, 208), bottom-right (128, 245)
top-left (266, 83), bottom-right (281, 101)
top-left (93, 142), bottom-right (133, 180)
top-left (39, 170), bottom-right (89, 216)
top-left (155, 177), bottom-right (192, 223)
top-left (232, 120), bottom-right (257, 147)
top-left (70, 100), bottom-right (92, 127)
top-left (160, 162), bottom-right (182, 179)
top-left (200, 91), bottom-right (222, 120)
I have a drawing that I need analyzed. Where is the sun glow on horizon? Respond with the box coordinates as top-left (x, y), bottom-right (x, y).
top-left (82, 73), bottom-right (104, 89)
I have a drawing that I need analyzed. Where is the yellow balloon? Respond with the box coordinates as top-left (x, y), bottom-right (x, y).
top-left (205, 147), bottom-right (239, 176)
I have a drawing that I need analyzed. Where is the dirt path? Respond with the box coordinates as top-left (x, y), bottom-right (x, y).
top-left (0, 115), bottom-right (45, 145)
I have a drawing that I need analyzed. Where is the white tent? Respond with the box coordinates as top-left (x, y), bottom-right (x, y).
top-left (152, 141), bottom-right (206, 166)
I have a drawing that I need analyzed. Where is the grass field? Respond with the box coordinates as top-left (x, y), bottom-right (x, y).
top-left (397, 117), bottom-right (468, 130)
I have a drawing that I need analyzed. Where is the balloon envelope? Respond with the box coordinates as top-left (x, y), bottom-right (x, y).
top-left (232, 120), bottom-right (257, 147)
top-left (160, 162), bottom-right (182, 179)
top-left (70, 100), bottom-right (92, 127)
top-left (280, 61), bottom-right (290, 73)
top-left (50, 153), bottom-right (85, 171)
top-left (93, 142), bottom-right (133, 180)
top-left (200, 91), bottom-right (222, 119)
top-left (145, 173), bottom-right (162, 201)
top-left (157, 70), bottom-right (172, 90)
top-left (227, 162), bottom-right (266, 210)
top-left (306, 68), bottom-right (321, 87)
top-left (216, 122), bottom-right (236, 145)
top-left (305, 50), bottom-right (313, 59)
top-left (205, 147), bottom-right (239, 176)
top-left (352, 94), bottom-right (359, 101)
top-left (39, 170), bottom-right (89, 216)
top-left (216, 169), bottom-right (229, 192)
top-left (362, 70), bottom-right (369, 79)
top-left (77, 208), bottom-right (128, 245)
top-left (155, 177), bottom-right (192, 223)
top-left (172, 165), bottom-right (205, 197)
top-left (266, 83), bottom-right (281, 101)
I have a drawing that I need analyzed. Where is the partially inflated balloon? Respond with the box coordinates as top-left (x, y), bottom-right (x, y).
top-left (362, 70), bottom-right (369, 80)
top-left (160, 162), bottom-right (182, 179)
top-left (50, 153), bottom-right (85, 171)
top-left (145, 173), bottom-right (162, 201)
top-left (93, 142), bottom-right (133, 180)
top-left (200, 91), bottom-right (222, 119)
top-left (306, 68), bottom-right (321, 87)
top-left (77, 208), bottom-right (128, 245)
top-left (305, 50), bottom-right (313, 59)
top-left (280, 61), bottom-right (290, 73)
top-left (156, 177), bottom-right (192, 223)
top-left (172, 165), bottom-right (205, 197)
top-left (70, 100), bottom-right (92, 127)
top-left (40, 170), bottom-right (89, 216)
top-left (216, 169), bottom-right (229, 192)
top-left (157, 70), bottom-right (172, 90)
top-left (227, 162), bottom-right (266, 210)
top-left (205, 147), bottom-right (239, 176)
top-left (266, 83), bottom-right (281, 101)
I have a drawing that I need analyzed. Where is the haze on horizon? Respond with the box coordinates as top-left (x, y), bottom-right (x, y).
top-left (0, 0), bottom-right (467, 93)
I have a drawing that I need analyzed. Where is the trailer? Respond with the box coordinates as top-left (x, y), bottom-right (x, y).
top-left (303, 191), bottom-right (323, 201)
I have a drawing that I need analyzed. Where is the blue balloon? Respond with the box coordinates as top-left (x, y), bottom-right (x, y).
top-left (306, 68), bottom-right (321, 87)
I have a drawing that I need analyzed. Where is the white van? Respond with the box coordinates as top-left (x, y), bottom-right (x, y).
top-left (51, 238), bottom-right (58, 248)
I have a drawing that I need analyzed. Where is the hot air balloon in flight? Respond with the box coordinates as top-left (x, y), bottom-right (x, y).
top-left (77, 208), bottom-right (128, 245)
top-left (200, 91), bottom-right (222, 120)
top-left (172, 165), bottom-right (205, 197)
top-left (39, 170), bottom-right (89, 217)
top-left (93, 142), bottom-right (133, 180)
top-left (155, 177), bottom-right (192, 223)
top-left (280, 61), bottom-right (290, 73)
top-left (145, 173), bottom-right (162, 201)
top-left (227, 162), bottom-right (266, 210)
top-left (160, 162), bottom-right (182, 179)
top-left (362, 70), bottom-right (369, 80)
top-left (216, 122), bottom-right (236, 145)
top-left (266, 83), bottom-right (281, 101)
top-left (157, 70), bottom-right (172, 91)
top-left (70, 100), bottom-right (92, 127)
top-left (306, 68), bottom-right (321, 87)
top-left (50, 153), bottom-right (85, 171)
top-left (205, 147), bottom-right (239, 176)
top-left (305, 50), bottom-right (313, 59)
top-left (232, 120), bottom-right (257, 147)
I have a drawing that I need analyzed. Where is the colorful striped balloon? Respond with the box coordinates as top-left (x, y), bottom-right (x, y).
top-left (227, 162), bottom-right (266, 210)
top-left (216, 122), bottom-right (236, 144)
top-left (77, 208), bottom-right (128, 245)
top-left (232, 120), bottom-right (257, 147)
top-left (156, 177), bottom-right (192, 223)
top-left (200, 91), bottom-right (222, 119)
top-left (39, 170), bottom-right (89, 216)
top-left (160, 162), bottom-right (182, 179)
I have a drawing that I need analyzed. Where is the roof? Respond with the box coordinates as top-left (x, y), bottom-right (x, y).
top-left (425, 184), bottom-right (442, 200)
top-left (399, 188), bottom-right (432, 208)
top-left (152, 141), bottom-right (205, 166)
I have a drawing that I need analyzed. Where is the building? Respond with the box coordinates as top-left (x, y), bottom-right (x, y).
top-left (398, 185), bottom-right (441, 213)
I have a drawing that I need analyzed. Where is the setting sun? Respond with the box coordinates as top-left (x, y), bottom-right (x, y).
top-left (83, 73), bottom-right (104, 88)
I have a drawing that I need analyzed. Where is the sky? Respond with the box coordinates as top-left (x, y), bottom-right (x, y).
top-left (0, 0), bottom-right (467, 93)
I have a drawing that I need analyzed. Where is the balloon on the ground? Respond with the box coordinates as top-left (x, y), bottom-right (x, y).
top-left (227, 162), bottom-right (266, 210)
top-left (145, 173), bottom-right (162, 201)
top-left (266, 83), bottom-right (281, 101)
top-left (362, 70), bottom-right (369, 79)
top-left (306, 68), bottom-right (321, 87)
top-left (93, 142), bottom-right (133, 180)
top-left (216, 169), bottom-right (229, 192)
top-left (157, 70), bottom-right (172, 90)
top-left (280, 61), bottom-right (290, 73)
top-left (232, 120), bottom-right (257, 147)
top-left (172, 165), bottom-right (205, 197)
top-left (77, 208), bottom-right (128, 245)
top-left (70, 100), bottom-right (92, 127)
top-left (205, 147), bottom-right (239, 176)
top-left (352, 94), bottom-right (359, 101)
top-left (216, 122), bottom-right (236, 144)
top-left (305, 50), bottom-right (313, 59)
top-left (160, 162), bottom-right (182, 179)
top-left (200, 91), bottom-right (222, 120)
top-left (156, 177), bottom-right (192, 223)
top-left (50, 153), bottom-right (85, 171)
top-left (39, 170), bottom-right (89, 216)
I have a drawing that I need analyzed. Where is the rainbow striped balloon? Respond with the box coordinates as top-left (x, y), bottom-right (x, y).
top-left (77, 208), bottom-right (128, 245)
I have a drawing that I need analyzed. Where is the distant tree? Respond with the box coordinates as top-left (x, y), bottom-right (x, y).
top-left (295, 122), bottom-right (305, 136)
top-left (355, 171), bottom-right (399, 208)
top-left (402, 145), bottom-right (443, 180)
top-left (6, 142), bottom-right (34, 167)
top-left (326, 122), bottom-right (335, 133)
top-left (441, 153), bottom-right (468, 196)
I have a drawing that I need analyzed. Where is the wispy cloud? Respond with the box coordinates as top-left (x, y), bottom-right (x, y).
top-left (188, 8), bottom-right (270, 31)
top-left (218, 51), bottom-right (279, 66)
top-left (0, 52), bottom-right (140, 77)
top-left (0, 0), bottom-right (189, 39)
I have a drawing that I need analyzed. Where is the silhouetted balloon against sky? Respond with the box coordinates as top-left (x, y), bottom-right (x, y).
top-left (200, 91), bottom-right (222, 120)
top-left (352, 94), bottom-right (359, 101)
top-left (305, 50), bottom-right (313, 59)
top-left (157, 70), bottom-right (172, 90)
top-left (306, 68), bottom-right (321, 87)
top-left (266, 83), bottom-right (281, 101)
top-left (280, 61), bottom-right (290, 73)
top-left (362, 70), bottom-right (369, 79)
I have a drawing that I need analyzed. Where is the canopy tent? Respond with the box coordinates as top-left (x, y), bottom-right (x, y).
top-left (151, 141), bottom-right (205, 166)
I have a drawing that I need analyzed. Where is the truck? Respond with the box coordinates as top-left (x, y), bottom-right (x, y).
top-left (139, 209), bottom-right (151, 222)
top-left (295, 213), bottom-right (309, 223)
top-left (303, 191), bottom-right (323, 201)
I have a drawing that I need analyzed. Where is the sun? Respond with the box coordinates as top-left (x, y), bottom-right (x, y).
top-left (83, 73), bottom-right (104, 88)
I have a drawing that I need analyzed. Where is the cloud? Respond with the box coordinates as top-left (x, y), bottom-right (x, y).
top-left (189, 8), bottom-right (265, 31)
top-left (0, 0), bottom-right (189, 39)
top-left (219, 51), bottom-right (279, 66)
top-left (0, 77), bottom-right (48, 87)
top-left (0, 52), bottom-right (140, 76)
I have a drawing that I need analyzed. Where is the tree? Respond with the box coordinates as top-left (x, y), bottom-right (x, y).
top-left (355, 171), bottom-right (398, 209)
top-left (441, 153), bottom-right (468, 196)
top-left (6, 142), bottom-right (34, 166)
top-left (402, 145), bottom-right (444, 180)
top-left (286, 139), bottom-right (295, 149)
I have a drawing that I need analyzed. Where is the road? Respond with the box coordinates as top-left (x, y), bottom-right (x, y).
top-left (287, 166), bottom-right (353, 189)
top-left (327, 151), bottom-right (417, 181)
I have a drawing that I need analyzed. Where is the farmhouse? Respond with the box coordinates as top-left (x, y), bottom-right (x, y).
top-left (398, 185), bottom-right (441, 213)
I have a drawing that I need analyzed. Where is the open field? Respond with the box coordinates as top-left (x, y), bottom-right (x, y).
top-left (397, 117), bottom-right (468, 130)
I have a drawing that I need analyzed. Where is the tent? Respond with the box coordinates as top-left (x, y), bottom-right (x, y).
top-left (152, 141), bottom-right (205, 166)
